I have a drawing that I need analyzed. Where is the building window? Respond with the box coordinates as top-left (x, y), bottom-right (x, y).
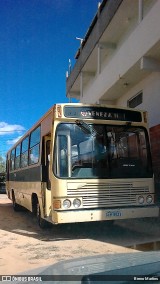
top-left (128, 92), bottom-right (143, 108)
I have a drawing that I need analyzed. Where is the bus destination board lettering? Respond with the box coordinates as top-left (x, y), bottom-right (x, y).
top-left (64, 106), bottom-right (142, 122)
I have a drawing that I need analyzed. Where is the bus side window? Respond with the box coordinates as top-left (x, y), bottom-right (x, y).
top-left (59, 136), bottom-right (68, 177)
top-left (10, 149), bottom-right (15, 171)
top-left (55, 134), bottom-right (69, 177)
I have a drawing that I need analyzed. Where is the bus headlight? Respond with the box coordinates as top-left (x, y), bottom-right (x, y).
top-left (138, 196), bottom-right (144, 204)
top-left (146, 195), bottom-right (153, 204)
top-left (63, 199), bottom-right (71, 209)
top-left (73, 198), bottom-right (81, 208)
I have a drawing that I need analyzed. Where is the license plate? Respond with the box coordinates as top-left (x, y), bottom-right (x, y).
top-left (106, 210), bottom-right (122, 218)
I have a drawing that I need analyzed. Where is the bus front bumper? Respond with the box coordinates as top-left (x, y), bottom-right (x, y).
top-left (52, 205), bottom-right (159, 224)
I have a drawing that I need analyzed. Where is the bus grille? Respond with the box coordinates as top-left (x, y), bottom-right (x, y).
top-left (67, 183), bottom-right (150, 208)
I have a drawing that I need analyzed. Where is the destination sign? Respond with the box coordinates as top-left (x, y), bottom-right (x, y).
top-left (64, 106), bottom-right (142, 122)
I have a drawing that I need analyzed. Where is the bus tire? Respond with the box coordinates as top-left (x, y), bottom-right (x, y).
top-left (12, 192), bottom-right (22, 212)
top-left (37, 202), bottom-right (48, 229)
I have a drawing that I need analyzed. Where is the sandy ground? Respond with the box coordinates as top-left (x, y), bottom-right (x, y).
top-left (0, 194), bottom-right (160, 275)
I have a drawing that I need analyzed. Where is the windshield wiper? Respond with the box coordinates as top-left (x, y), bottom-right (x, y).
top-left (75, 120), bottom-right (100, 137)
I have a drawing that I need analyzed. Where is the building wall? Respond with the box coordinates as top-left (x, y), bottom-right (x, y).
top-left (117, 72), bottom-right (160, 194)
top-left (67, 0), bottom-right (160, 195)
top-left (80, 1), bottom-right (160, 105)
top-left (117, 72), bottom-right (160, 127)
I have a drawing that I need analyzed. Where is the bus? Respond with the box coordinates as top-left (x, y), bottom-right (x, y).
top-left (6, 103), bottom-right (159, 228)
top-left (0, 172), bottom-right (6, 194)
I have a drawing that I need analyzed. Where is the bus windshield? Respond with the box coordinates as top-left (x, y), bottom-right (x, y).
top-left (54, 123), bottom-right (152, 179)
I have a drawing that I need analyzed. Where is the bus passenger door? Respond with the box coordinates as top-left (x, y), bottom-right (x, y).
top-left (46, 139), bottom-right (51, 190)
top-left (43, 136), bottom-right (51, 217)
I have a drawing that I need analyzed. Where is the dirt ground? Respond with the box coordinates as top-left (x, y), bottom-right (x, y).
top-left (0, 194), bottom-right (160, 275)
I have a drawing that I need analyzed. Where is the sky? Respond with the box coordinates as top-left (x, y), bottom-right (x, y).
top-left (0, 0), bottom-right (100, 158)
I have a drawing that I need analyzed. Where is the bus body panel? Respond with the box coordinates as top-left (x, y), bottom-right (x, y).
top-left (6, 181), bottom-right (42, 212)
top-left (52, 206), bottom-right (159, 224)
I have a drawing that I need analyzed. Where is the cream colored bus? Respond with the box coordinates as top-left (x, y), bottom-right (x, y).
top-left (6, 103), bottom-right (159, 228)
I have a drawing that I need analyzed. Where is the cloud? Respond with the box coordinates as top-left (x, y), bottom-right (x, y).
top-left (6, 136), bottom-right (23, 145)
top-left (0, 122), bottom-right (25, 136)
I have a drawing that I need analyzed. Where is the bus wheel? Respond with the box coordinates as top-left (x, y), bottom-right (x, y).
top-left (37, 203), bottom-right (48, 229)
top-left (12, 192), bottom-right (21, 212)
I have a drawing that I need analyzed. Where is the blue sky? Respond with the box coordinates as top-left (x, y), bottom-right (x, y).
top-left (0, 0), bottom-right (100, 157)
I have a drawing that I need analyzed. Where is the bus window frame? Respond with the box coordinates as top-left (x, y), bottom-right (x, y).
top-left (10, 149), bottom-right (15, 171)
top-left (54, 129), bottom-right (72, 178)
top-left (28, 126), bottom-right (41, 166)
top-left (15, 144), bottom-right (21, 170)
top-left (21, 135), bottom-right (29, 168)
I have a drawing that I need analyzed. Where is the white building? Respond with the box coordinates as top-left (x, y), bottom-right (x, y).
top-left (66, 0), bottom-right (160, 191)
